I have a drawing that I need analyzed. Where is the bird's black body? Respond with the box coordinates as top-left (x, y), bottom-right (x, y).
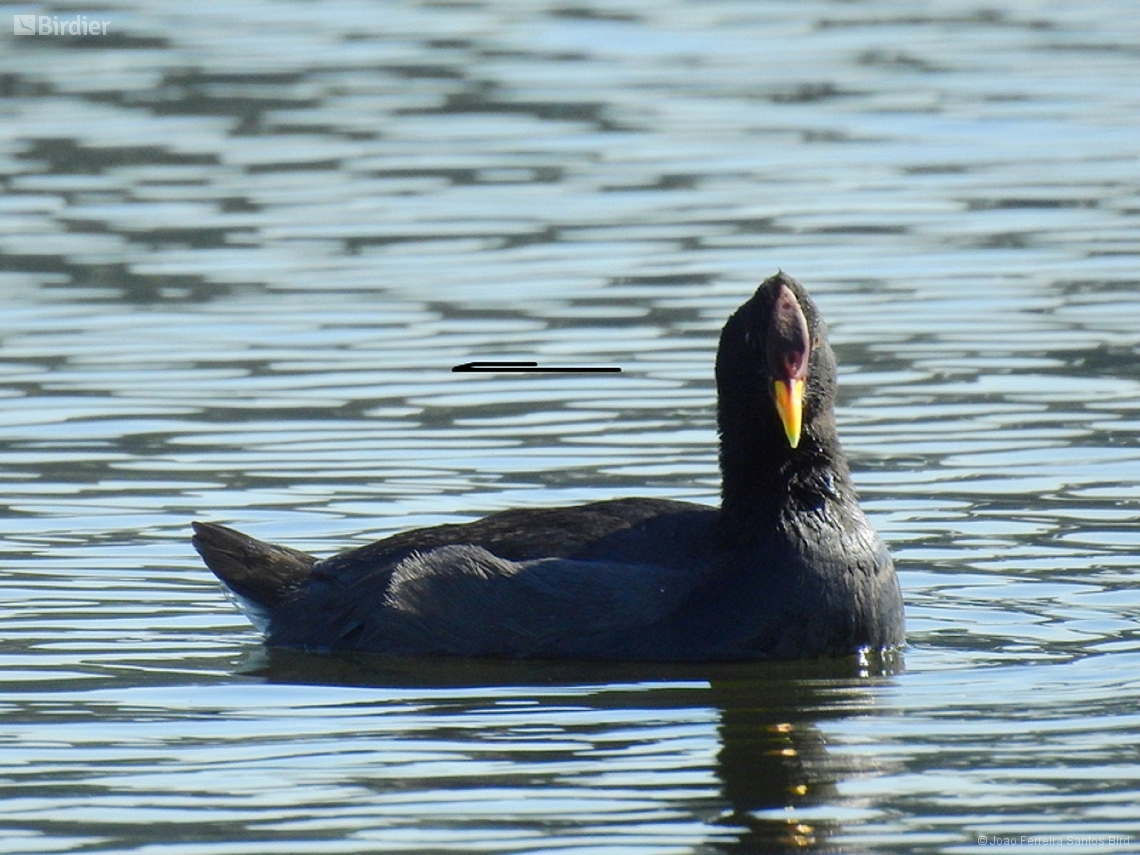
top-left (193, 273), bottom-right (904, 661)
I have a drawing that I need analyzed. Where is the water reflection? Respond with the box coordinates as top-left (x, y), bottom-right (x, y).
top-left (249, 649), bottom-right (901, 852)
top-left (4, 0), bottom-right (1140, 850)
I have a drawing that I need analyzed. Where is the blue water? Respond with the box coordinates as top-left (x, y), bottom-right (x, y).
top-left (2, 1), bottom-right (1140, 852)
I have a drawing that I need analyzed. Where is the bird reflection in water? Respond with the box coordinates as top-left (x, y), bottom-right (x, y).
top-left (242, 650), bottom-right (901, 853)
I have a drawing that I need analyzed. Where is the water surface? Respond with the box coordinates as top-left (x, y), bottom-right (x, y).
top-left (2, 1), bottom-right (1140, 852)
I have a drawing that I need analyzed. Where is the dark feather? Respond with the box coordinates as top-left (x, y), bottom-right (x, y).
top-left (191, 273), bottom-right (905, 661)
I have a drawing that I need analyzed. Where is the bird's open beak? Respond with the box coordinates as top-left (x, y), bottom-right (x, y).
top-left (773, 378), bottom-right (805, 448)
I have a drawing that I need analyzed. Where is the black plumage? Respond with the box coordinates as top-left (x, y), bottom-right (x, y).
top-left (193, 272), bottom-right (904, 660)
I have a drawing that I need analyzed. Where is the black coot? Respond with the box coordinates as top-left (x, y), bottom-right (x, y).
top-left (193, 273), bottom-right (904, 660)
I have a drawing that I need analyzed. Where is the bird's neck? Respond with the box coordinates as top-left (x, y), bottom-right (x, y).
top-left (716, 421), bottom-right (854, 540)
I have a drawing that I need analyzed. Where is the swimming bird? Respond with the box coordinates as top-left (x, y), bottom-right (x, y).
top-left (193, 272), bottom-right (904, 661)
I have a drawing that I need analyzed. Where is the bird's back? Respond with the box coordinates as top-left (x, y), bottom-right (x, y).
top-left (195, 498), bottom-right (724, 657)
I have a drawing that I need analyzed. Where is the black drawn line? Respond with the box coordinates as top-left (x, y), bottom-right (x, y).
top-left (452, 361), bottom-right (621, 374)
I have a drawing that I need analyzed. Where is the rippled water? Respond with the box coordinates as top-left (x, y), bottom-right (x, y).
top-left (3, 0), bottom-right (1140, 852)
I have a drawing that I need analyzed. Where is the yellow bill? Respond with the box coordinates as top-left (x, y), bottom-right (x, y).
top-left (773, 378), bottom-right (805, 448)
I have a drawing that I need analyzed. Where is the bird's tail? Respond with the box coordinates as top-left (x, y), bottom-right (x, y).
top-left (192, 521), bottom-right (317, 610)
